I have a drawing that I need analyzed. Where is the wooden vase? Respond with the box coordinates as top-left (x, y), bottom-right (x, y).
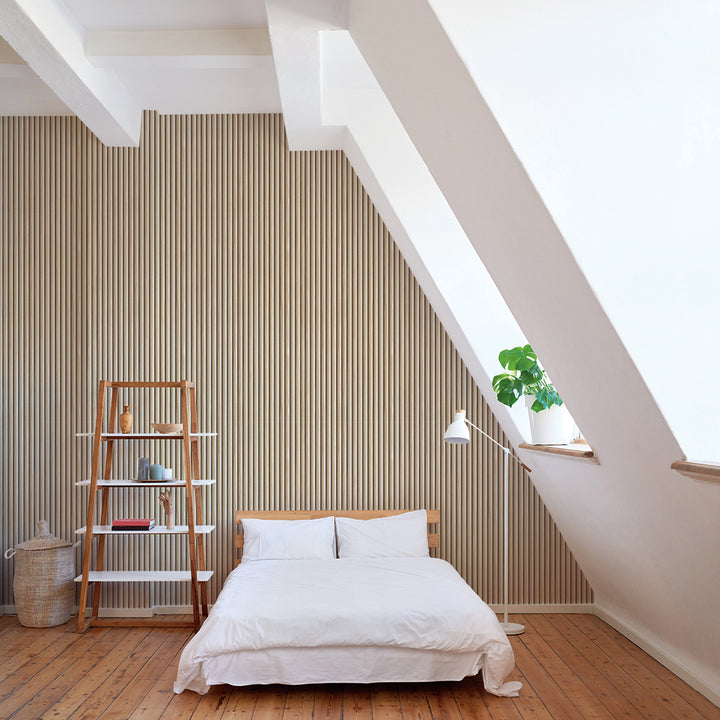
top-left (119, 405), bottom-right (133, 434)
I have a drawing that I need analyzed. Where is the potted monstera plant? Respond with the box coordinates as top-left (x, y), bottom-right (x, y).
top-left (492, 344), bottom-right (575, 444)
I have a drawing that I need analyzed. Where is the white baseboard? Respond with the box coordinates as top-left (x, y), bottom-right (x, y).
top-left (153, 605), bottom-right (197, 615)
top-left (3, 602), bottom-right (593, 617)
top-left (593, 605), bottom-right (720, 709)
top-left (490, 603), bottom-right (593, 614)
top-left (93, 607), bottom-right (154, 618)
top-left (80, 605), bottom-right (200, 618)
top-left (2, 604), bottom-right (205, 617)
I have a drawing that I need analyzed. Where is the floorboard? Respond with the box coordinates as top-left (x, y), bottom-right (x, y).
top-left (511, 617), bottom-right (585, 720)
top-left (425, 681), bottom-right (463, 720)
top-left (583, 615), bottom-right (720, 720)
top-left (519, 614), bottom-right (613, 720)
top-left (396, 683), bottom-right (433, 720)
top-left (221, 687), bottom-right (261, 720)
top-left (312, 686), bottom-right (344, 720)
top-left (547, 614), bottom-right (677, 720)
top-left (567, 614), bottom-right (707, 720)
top-left (39, 626), bottom-right (151, 720)
top-left (344, 685), bottom-right (373, 720)
top-left (0, 613), bottom-right (717, 720)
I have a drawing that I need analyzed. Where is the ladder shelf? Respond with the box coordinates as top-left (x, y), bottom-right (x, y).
top-left (76, 380), bottom-right (214, 632)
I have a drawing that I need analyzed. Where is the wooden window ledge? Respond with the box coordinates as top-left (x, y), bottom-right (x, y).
top-left (518, 442), bottom-right (599, 464)
top-left (671, 460), bottom-right (720, 484)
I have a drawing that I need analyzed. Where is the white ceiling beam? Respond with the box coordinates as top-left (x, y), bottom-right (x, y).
top-left (265, 0), bottom-right (345, 150)
top-left (85, 29), bottom-right (274, 70)
top-left (0, 0), bottom-right (142, 146)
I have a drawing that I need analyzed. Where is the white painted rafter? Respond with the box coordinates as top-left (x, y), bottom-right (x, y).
top-left (265, 0), bottom-right (345, 150)
top-left (0, 0), bottom-right (141, 145)
top-left (85, 29), bottom-right (273, 70)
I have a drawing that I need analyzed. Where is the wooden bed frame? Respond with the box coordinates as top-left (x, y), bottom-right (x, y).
top-left (234, 510), bottom-right (440, 566)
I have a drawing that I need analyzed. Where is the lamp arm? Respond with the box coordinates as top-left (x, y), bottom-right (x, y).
top-left (465, 419), bottom-right (532, 473)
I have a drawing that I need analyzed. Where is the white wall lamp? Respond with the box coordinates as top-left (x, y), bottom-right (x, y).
top-left (444, 408), bottom-right (531, 636)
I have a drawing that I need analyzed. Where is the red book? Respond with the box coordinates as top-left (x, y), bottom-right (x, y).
top-left (112, 518), bottom-right (155, 531)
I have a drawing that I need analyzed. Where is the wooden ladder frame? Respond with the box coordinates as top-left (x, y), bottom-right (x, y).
top-left (77, 380), bottom-right (209, 632)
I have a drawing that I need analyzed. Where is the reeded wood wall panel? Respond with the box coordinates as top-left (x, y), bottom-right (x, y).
top-left (0, 113), bottom-right (592, 611)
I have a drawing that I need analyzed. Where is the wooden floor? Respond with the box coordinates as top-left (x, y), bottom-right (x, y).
top-left (0, 613), bottom-right (717, 720)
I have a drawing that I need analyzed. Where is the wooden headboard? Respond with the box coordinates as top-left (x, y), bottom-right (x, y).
top-left (234, 509), bottom-right (440, 566)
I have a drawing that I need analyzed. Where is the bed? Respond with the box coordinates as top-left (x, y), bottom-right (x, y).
top-left (174, 510), bottom-right (522, 698)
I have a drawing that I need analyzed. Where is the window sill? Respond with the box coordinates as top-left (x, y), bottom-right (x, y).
top-left (671, 460), bottom-right (720, 484)
top-left (518, 442), bottom-right (599, 464)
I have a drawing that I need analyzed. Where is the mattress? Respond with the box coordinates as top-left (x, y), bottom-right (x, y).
top-left (174, 557), bottom-right (522, 697)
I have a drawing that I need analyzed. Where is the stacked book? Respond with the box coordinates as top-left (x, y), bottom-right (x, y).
top-left (111, 518), bottom-right (155, 531)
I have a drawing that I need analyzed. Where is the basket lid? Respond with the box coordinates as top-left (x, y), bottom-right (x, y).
top-left (15, 520), bottom-right (72, 550)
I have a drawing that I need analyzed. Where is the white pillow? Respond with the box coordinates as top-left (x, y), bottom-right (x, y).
top-left (241, 517), bottom-right (336, 562)
top-left (335, 510), bottom-right (429, 558)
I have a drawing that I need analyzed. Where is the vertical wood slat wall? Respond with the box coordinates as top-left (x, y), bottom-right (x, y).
top-left (0, 113), bottom-right (592, 611)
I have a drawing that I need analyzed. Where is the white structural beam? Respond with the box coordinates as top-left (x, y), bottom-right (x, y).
top-left (85, 29), bottom-right (274, 70)
top-left (265, 0), bottom-right (344, 150)
top-left (321, 30), bottom-right (531, 443)
top-left (0, 0), bottom-right (141, 146)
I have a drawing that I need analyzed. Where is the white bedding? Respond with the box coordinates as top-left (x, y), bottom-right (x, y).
top-left (174, 557), bottom-right (522, 697)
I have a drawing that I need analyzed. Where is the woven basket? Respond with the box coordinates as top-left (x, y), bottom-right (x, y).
top-left (5, 520), bottom-right (75, 628)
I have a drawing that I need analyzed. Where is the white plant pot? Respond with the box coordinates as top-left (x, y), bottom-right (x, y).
top-left (525, 396), bottom-right (576, 445)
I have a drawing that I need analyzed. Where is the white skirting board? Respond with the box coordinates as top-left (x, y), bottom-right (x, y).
top-left (79, 605), bottom-right (201, 617)
top-left (593, 605), bottom-right (720, 709)
top-left (488, 603), bottom-right (592, 614)
top-left (0, 605), bottom-right (200, 617)
top-left (1, 603), bottom-right (594, 617)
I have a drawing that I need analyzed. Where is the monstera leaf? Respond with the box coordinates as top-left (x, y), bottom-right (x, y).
top-left (498, 345), bottom-right (537, 372)
top-left (492, 375), bottom-right (523, 408)
top-left (492, 345), bottom-right (563, 413)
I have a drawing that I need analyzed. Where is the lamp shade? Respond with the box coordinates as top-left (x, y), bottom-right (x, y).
top-left (444, 409), bottom-right (470, 444)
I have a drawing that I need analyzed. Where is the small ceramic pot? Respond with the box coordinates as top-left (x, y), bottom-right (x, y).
top-left (119, 405), bottom-right (133, 434)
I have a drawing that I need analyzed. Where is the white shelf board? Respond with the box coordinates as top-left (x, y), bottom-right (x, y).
top-left (75, 570), bottom-right (214, 583)
top-left (75, 479), bottom-right (215, 487)
top-left (75, 432), bottom-right (217, 438)
top-left (76, 525), bottom-right (215, 535)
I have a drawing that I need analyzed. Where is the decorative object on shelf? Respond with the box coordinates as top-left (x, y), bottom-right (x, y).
top-left (4, 520), bottom-right (75, 627)
top-left (119, 405), bottom-right (133, 434)
top-left (159, 491), bottom-right (175, 530)
top-left (149, 463), bottom-right (163, 480)
top-left (444, 409), bottom-right (531, 636)
top-left (492, 344), bottom-right (575, 445)
top-left (111, 518), bottom-right (155, 531)
top-left (151, 422), bottom-right (183, 434)
top-left (136, 457), bottom-right (149, 481)
top-left (162, 467), bottom-right (173, 480)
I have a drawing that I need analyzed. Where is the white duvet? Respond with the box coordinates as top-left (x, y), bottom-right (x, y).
top-left (174, 557), bottom-right (522, 697)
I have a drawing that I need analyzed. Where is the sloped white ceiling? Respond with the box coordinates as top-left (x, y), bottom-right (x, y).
top-left (439, 0), bottom-right (720, 465)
